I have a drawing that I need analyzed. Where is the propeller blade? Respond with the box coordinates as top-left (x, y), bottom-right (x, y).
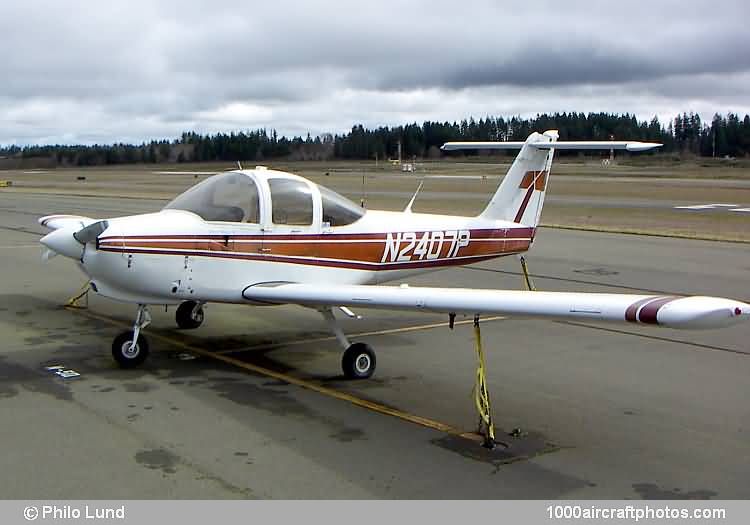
top-left (73, 220), bottom-right (109, 245)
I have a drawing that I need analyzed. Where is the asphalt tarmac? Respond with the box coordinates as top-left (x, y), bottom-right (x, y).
top-left (0, 192), bottom-right (748, 499)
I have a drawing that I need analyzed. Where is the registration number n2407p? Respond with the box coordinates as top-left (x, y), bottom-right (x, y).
top-left (381, 230), bottom-right (470, 262)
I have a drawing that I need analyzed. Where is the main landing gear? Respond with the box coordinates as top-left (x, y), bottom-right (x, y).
top-left (321, 307), bottom-right (376, 379)
top-left (176, 300), bottom-right (204, 329)
top-left (112, 304), bottom-right (151, 368)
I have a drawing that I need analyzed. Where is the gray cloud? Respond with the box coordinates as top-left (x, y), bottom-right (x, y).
top-left (1, 0), bottom-right (749, 144)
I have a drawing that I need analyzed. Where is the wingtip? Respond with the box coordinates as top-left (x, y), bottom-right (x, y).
top-left (626, 142), bottom-right (663, 152)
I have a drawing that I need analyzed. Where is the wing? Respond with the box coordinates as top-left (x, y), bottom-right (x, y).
top-left (242, 283), bottom-right (749, 330)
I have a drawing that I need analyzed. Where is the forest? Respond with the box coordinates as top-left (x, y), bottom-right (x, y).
top-left (1, 112), bottom-right (749, 167)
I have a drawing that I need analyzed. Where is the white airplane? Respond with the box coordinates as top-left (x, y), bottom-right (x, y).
top-left (39, 131), bottom-right (749, 379)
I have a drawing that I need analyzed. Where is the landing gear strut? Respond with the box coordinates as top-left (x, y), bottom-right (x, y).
top-left (176, 300), bottom-right (204, 329)
top-left (321, 307), bottom-right (376, 379)
top-left (112, 304), bottom-right (151, 368)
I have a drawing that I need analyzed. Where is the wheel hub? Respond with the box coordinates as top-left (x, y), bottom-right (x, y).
top-left (355, 354), bottom-right (371, 374)
top-left (121, 341), bottom-right (139, 358)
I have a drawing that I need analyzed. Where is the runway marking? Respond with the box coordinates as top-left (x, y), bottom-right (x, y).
top-left (674, 203), bottom-right (738, 210)
top-left (69, 308), bottom-right (491, 444)
top-left (674, 203), bottom-right (750, 214)
top-left (214, 315), bottom-right (507, 355)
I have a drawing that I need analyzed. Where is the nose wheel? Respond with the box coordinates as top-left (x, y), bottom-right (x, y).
top-left (112, 330), bottom-right (150, 368)
top-left (112, 304), bottom-right (151, 368)
top-left (176, 300), bottom-right (204, 329)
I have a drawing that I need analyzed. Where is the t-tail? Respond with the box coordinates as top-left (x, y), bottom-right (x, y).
top-left (441, 131), bottom-right (662, 227)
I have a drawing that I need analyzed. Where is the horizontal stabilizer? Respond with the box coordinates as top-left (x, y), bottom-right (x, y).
top-left (243, 283), bottom-right (749, 330)
top-left (441, 141), bottom-right (662, 152)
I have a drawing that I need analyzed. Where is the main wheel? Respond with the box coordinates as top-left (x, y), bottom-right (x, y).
top-left (112, 330), bottom-right (150, 368)
top-left (176, 301), bottom-right (204, 329)
top-left (342, 342), bottom-right (376, 379)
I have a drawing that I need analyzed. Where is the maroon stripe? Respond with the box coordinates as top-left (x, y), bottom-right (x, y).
top-left (625, 297), bottom-right (657, 322)
top-left (99, 227), bottom-right (535, 243)
top-left (638, 296), bottom-right (680, 325)
top-left (97, 246), bottom-right (508, 271)
top-left (513, 185), bottom-right (536, 223)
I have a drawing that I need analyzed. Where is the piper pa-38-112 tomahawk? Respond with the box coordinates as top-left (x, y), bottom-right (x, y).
top-left (39, 131), bottom-right (749, 379)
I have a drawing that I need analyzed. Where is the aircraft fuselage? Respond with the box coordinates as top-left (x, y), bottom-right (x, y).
top-left (80, 208), bottom-right (530, 305)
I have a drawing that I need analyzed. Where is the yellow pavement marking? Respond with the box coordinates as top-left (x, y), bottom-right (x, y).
top-left (70, 308), bottom-right (495, 443)
top-left (214, 315), bottom-right (507, 355)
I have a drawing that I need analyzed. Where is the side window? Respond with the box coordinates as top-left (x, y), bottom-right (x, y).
top-left (269, 178), bottom-right (313, 225)
top-left (320, 185), bottom-right (365, 226)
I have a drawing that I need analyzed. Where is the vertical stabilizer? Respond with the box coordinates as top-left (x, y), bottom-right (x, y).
top-left (479, 130), bottom-right (557, 225)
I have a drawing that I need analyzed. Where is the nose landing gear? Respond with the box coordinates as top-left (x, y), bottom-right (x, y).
top-left (112, 304), bottom-right (151, 368)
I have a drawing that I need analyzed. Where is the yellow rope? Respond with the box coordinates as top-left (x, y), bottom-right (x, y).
top-left (65, 281), bottom-right (90, 309)
top-left (473, 316), bottom-right (495, 446)
top-left (520, 256), bottom-right (536, 291)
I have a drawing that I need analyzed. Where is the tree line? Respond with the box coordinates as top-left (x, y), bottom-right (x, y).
top-left (1, 111), bottom-right (749, 167)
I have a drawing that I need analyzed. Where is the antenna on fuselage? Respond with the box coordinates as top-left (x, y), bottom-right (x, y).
top-left (360, 168), bottom-right (367, 208)
top-left (237, 161), bottom-right (243, 170)
top-left (403, 180), bottom-right (424, 213)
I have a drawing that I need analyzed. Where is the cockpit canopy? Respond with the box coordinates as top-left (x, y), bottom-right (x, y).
top-left (163, 170), bottom-right (365, 227)
top-left (164, 172), bottom-right (260, 223)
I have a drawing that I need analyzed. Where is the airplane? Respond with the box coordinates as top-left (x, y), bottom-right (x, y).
top-left (39, 130), bottom-right (750, 380)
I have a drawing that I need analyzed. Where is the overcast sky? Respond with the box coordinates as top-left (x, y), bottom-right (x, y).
top-left (2, 0), bottom-right (749, 145)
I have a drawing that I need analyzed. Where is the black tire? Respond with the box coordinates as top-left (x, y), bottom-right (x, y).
top-left (112, 330), bottom-right (150, 368)
top-left (342, 342), bottom-right (376, 379)
top-left (176, 301), bottom-right (204, 329)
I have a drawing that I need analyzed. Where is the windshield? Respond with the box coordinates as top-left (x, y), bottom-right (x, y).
top-left (163, 172), bottom-right (260, 222)
top-left (319, 185), bottom-right (365, 226)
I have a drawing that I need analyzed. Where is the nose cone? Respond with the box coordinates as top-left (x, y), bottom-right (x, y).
top-left (40, 227), bottom-right (84, 260)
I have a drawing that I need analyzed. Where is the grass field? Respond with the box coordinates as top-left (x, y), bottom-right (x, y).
top-left (2, 159), bottom-right (749, 241)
